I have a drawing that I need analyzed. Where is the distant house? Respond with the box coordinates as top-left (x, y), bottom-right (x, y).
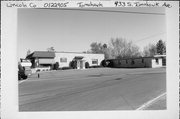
top-left (26, 51), bottom-right (55, 71)
top-left (26, 51), bottom-right (104, 71)
top-left (106, 55), bottom-right (166, 68)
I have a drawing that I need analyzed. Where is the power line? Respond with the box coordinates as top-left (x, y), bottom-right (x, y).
top-left (134, 32), bottom-right (166, 43)
top-left (39, 8), bottom-right (165, 16)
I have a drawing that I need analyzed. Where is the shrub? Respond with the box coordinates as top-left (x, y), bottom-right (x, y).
top-left (101, 60), bottom-right (107, 67)
top-left (85, 62), bottom-right (89, 68)
top-left (69, 61), bottom-right (77, 69)
top-left (54, 62), bottom-right (59, 70)
top-left (107, 60), bottom-right (114, 67)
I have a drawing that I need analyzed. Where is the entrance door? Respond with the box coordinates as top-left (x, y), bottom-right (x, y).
top-left (73, 56), bottom-right (84, 69)
top-left (76, 60), bottom-right (80, 69)
top-left (76, 60), bottom-right (85, 69)
top-left (80, 60), bottom-right (83, 69)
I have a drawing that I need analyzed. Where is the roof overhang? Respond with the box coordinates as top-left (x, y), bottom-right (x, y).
top-left (74, 56), bottom-right (84, 60)
top-left (26, 51), bottom-right (55, 59)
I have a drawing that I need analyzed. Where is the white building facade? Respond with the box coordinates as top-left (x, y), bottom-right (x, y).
top-left (55, 52), bottom-right (105, 69)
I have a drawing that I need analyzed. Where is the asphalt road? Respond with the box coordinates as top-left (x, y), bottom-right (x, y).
top-left (19, 67), bottom-right (166, 111)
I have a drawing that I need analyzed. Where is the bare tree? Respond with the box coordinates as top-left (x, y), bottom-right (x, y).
top-left (90, 42), bottom-right (103, 53)
top-left (90, 38), bottom-right (141, 59)
top-left (143, 44), bottom-right (157, 57)
top-left (108, 38), bottom-right (141, 59)
top-left (26, 49), bottom-right (31, 56)
top-left (90, 42), bottom-right (110, 59)
top-left (47, 47), bottom-right (55, 52)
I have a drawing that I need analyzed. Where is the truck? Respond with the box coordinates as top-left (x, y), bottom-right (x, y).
top-left (20, 59), bottom-right (32, 76)
top-left (18, 63), bottom-right (27, 80)
top-left (18, 59), bottom-right (32, 80)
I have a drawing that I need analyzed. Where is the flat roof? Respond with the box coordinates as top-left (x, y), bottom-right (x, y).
top-left (55, 51), bottom-right (104, 55)
top-left (107, 56), bottom-right (166, 61)
top-left (26, 51), bottom-right (104, 59)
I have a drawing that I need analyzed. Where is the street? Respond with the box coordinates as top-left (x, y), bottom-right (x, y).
top-left (19, 67), bottom-right (166, 111)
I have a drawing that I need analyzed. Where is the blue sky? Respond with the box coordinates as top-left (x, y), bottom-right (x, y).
top-left (17, 7), bottom-right (166, 59)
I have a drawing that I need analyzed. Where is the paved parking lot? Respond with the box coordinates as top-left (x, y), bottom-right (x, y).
top-left (19, 67), bottom-right (166, 111)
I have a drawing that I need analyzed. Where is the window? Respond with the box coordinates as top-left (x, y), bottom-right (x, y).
top-left (131, 60), bottom-right (135, 65)
top-left (142, 59), bottom-right (144, 63)
top-left (60, 58), bottom-right (67, 63)
top-left (92, 59), bottom-right (98, 64)
top-left (155, 58), bottom-right (159, 64)
top-left (118, 60), bottom-right (121, 65)
top-left (126, 60), bottom-right (128, 64)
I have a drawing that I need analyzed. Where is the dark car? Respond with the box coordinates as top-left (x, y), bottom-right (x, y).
top-left (18, 63), bottom-right (27, 80)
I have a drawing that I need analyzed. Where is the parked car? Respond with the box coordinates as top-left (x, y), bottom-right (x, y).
top-left (18, 63), bottom-right (27, 80)
top-left (24, 66), bottom-right (32, 76)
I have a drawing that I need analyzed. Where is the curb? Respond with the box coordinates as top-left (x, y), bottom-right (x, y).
top-left (136, 92), bottom-right (166, 110)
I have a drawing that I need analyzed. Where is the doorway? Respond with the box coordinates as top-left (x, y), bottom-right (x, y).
top-left (73, 56), bottom-right (85, 69)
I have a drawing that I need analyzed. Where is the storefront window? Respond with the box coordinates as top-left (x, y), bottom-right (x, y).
top-left (142, 59), bottom-right (144, 63)
top-left (131, 60), bottom-right (135, 65)
top-left (118, 60), bottom-right (121, 65)
top-left (155, 58), bottom-right (159, 64)
top-left (92, 59), bottom-right (98, 64)
top-left (60, 58), bottom-right (67, 62)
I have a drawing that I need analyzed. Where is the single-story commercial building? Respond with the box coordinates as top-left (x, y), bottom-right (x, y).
top-left (26, 51), bottom-right (105, 71)
top-left (26, 51), bottom-right (55, 71)
top-left (55, 52), bottom-right (104, 69)
top-left (106, 55), bottom-right (166, 68)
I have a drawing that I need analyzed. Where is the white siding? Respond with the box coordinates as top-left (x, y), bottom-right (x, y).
top-left (39, 59), bottom-right (55, 64)
top-left (151, 58), bottom-right (163, 68)
top-left (55, 52), bottom-right (104, 68)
